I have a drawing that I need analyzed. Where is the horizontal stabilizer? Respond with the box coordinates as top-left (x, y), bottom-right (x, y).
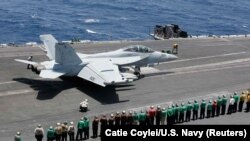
top-left (14, 59), bottom-right (38, 65)
top-left (39, 70), bottom-right (65, 79)
top-left (78, 60), bottom-right (131, 87)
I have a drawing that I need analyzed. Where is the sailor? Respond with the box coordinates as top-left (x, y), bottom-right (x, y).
top-left (172, 43), bottom-right (178, 54)
top-left (171, 104), bottom-right (176, 124)
top-left (92, 116), bottom-right (99, 138)
top-left (216, 96), bottom-right (222, 116)
top-left (233, 92), bottom-right (239, 113)
top-left (14, 132), bottom-right (22, 141)
top-left (132, 111), bottom-right (139, 125)
top-left (79, 99), bottom-right (88, 112)
top-left (61, 121), bottom-right (68, 141)
top-left (76, 118), bottom-right (84, 141)
top-left (120, 110), bottom-right (127, 125)
top-left (148, 106), bottom-right (156, 125)
top-left (174, 104), bottom-right (179, 124)
top-left (55, 122), bottom-right (62, 141)
top-left (34, 124), bottom-right (44, 141)
top-left (178, 103), bottom-right (186, 123)
top-left (211, 100), bottom-right (217, 117)
top-left (145, 110), bottom-right (151, 125)
top-left (167, 105), bottom-right (174, 125)
top-left (127, 111), bottom-right (134, 125)
top-left (114, 112), bottom-right (121, 126)
top-left (138, 110), bottom-right (146, 125)
top-left (227, 95), bottom-right (235, 114)
top-left (100, 114), bottom-right (108, 136)
top-left (161, 107), bottom-right (167, 125)
top-left (207, 100), bottom-right (212, 118)
top-left (67, 122), bottom-right (75, 141)
top-left (239, 91), bottom-right (246, 112)
top-left (246, 93), bottom-right (250, 112)
top-left (83, 116), bottom-right (89, 140)
top-left (221, 95), bottom-right (228, 115)
top-left (27, 56), bottom-right (33, 69)
top-left (108, 114), bottom-right (115, 126)
top-left (155, 106), bottom-right (162, 125)
top-left (186, 101), bottom-right (193, 122)
top-left (200, 99), bottom-right (206, 119)
top-left (193, 100), bottom-right (199, 120)
top-left (47, 126), bottom-right (55, 141)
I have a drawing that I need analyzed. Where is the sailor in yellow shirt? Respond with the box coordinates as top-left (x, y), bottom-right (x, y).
top-left (172, 43), bottom-right (178, 54)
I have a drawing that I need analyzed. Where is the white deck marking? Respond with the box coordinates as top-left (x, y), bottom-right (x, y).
top-left (0, 89), bottom-right (35, 97)
top-left (162, 51), bottom-right (246, 64)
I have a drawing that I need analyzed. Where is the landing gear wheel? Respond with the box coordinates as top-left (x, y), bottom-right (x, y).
top-left (134, 71), bottom-right (141, 79)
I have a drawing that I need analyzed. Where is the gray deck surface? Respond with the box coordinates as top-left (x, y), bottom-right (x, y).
top-left (0, 37), bottom-right (250, 140)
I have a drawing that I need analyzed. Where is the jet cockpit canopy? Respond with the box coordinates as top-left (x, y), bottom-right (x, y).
top-left (123, 45), bottom-right (154, 53)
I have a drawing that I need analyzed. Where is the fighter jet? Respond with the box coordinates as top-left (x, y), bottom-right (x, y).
top-left (15, 34), bottom-right (178, 87)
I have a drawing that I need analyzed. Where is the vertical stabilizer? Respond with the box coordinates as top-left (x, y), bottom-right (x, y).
top-left (40, 34), bottom-right (58, 60)
top-left (55, 43), bottom-right (82, 65)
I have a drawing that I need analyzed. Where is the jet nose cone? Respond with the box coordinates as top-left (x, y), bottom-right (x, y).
top-left (168, 54), bottom-right (178, 60)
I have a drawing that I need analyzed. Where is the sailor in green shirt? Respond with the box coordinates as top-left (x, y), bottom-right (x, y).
top-left (138, 110), bottom-right (146, 125)
top-left (186, 101), bottom-right (193, 122)
top-left (221, 95), bottom-right (227, 115)
top-left (133, 111), bottom-right (139, 125)
top-left (179, 103), bottom-right (186, 123)
top-left (193, 100), bottom-right (199, 120)
top-left (76, 117), bottom-right (85, 140)
top-left (167, 105), bottom-right (174, 125)
top-left (174, 104), bottom-right (179, 124)
top-left (14, 132), bottom-right (22, 141)
top-left (217, 96), bottom-right (222, 116)
top-left (161, 107), bottom-right (167, 125)
top-left (200, 99), bottom-right (206, 119)
top-left (233, 92), bottom-right (239, 113)
top-left (207, 100), bottom-right (212, 118)
top-left (83, 116), bottom-right (89, 140)
top-left (47, 126), bottom-right (55, 141)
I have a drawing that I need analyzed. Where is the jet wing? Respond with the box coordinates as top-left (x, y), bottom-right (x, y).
top-left (15, 59), bottom-right (38, 65)
top-left (77, 60), bottom-right (130, 87)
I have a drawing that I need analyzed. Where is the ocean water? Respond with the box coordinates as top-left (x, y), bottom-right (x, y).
top-left (0, 0), bottom-right (250, 44)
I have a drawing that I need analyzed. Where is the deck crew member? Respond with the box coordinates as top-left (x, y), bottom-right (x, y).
top-left (67, 122), bottom-right (75, 141)
top-left (14, 132), bottom-right (22, 141)
top-left (108, 114), bottom-right (115, 126)
top-left (216, 96), bottom-right (222, 116)
top-left (92, 116), bottom-right (99, 138)
top-left (207, 100), bottom-right (212, 118)
top-left (34, 124), bottom-right (44, 141)
top-left (47, 126), bottom-right (55, 141)
top-left (76, 118), bottom-right (84, 141)
top-left (227, 95), bottom-right (235, 114)
top-left (233, 92), bottom-right (239, 112)
top-left (239, 92), bottom-right (246, 112)
top-left (61, 121), bottom-right (68, 141)
top-left (172, 43), bottom-right (178, 54)
top-left (221, 95), bottom-right (227, 115)
top-left (27, 56), bottom-right (33, 69)
top-left (200, 99), bottom-right (206, 119)
top-left (193, 100), bottom-right (199, 120)
top-left (212, 100), bottom-right (217, 117)
top-left (155, 106), bottom-right (162, 125)
top-left (83, 116), bottom-right (89, 140)
top-left (186, 101), bottom-right (192, 122)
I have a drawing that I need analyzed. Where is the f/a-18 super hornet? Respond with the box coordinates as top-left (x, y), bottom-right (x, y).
top-left (15, 34), bottom-right (178, 87)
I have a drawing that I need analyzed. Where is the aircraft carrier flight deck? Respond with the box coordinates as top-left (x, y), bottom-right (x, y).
top-left (1, 36), bottom-right (250, 140)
